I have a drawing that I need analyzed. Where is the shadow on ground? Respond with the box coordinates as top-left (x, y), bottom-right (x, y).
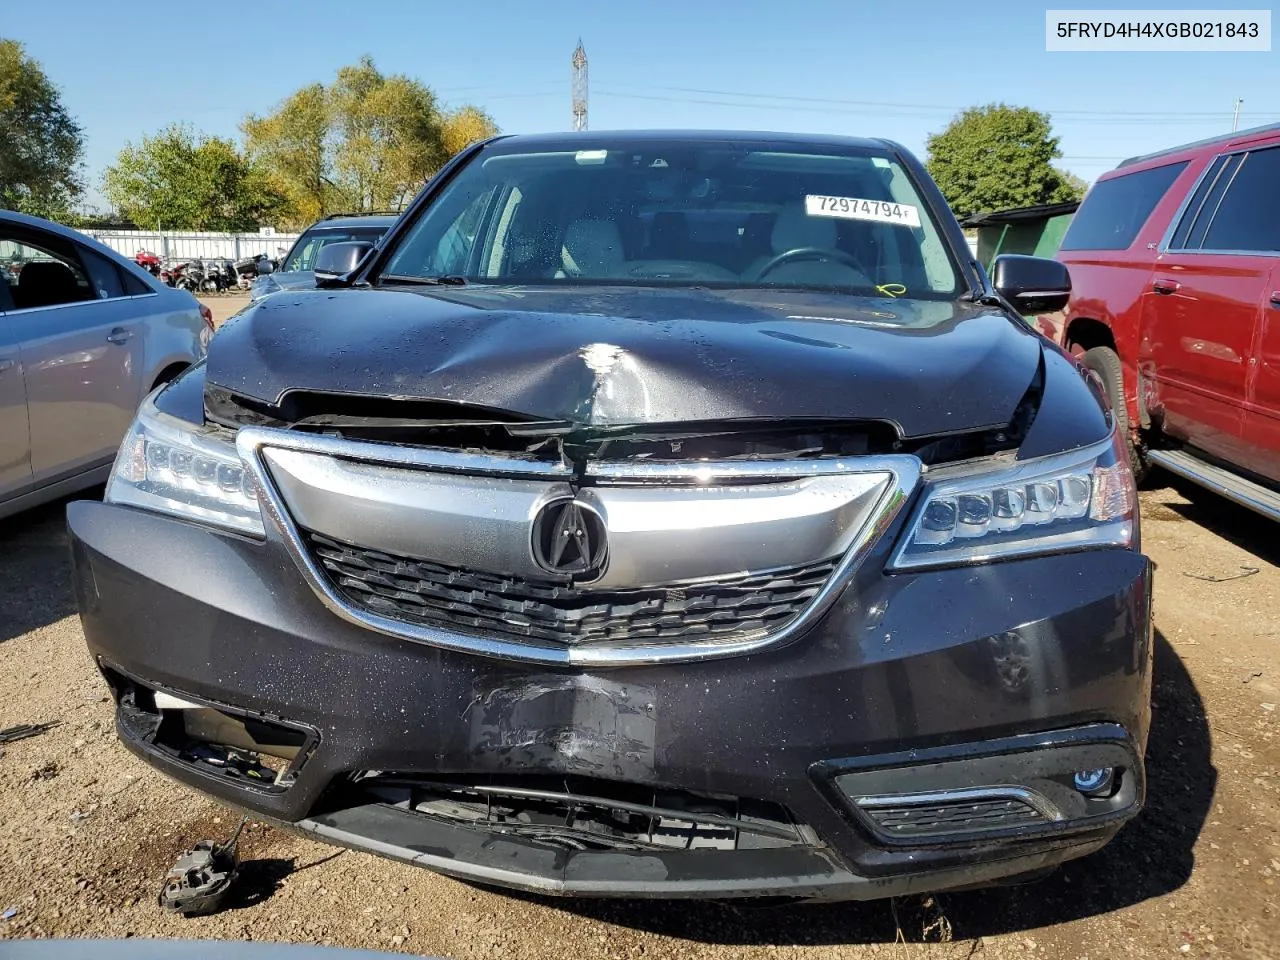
top-left (533, 630), bottom-right (1213, 944)
top-left (1154, 471), bottom-right (1280, 569)
top-left (0, 490), bottom-right (98, 643)
top-left (211, 849), bottom-right (345, 912)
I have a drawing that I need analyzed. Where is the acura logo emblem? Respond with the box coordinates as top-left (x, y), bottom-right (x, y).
top-left (532, 499), bottom-right (608, 579)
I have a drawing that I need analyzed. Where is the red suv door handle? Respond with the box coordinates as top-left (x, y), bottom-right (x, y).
top-left (1270, 291), bottom-right (1280, 308)
top-left (1152, 279), bottom-right (1180, 295)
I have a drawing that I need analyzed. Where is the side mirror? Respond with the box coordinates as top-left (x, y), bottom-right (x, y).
top-left (314, 241), bottom-right (374, 285)
top-left (991, 254), bottom-right (1071, 315)
top-left (255, 259), bottom-right (275, 275)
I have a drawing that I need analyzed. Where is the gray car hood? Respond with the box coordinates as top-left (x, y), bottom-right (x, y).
top-left (251, 271), bottom-right (315, 300)
top-left (207, 285), bottom-right (1043, 438)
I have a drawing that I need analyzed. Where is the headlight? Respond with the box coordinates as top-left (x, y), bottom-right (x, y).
top-left (106, 393), bottom-right (264, 537)
top-left (889, 434), bottom-right (1135, 571)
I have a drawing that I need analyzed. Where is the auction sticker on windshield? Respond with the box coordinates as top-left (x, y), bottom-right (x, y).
top-left (805, 195), bottom-right (921, 227)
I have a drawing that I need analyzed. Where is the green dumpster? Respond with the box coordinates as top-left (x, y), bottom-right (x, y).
top-left (961, 201), bottom-right (1079, 272)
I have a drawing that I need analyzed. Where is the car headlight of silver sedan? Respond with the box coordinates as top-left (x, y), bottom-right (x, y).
top-left (889, 433), bottom-right (1136, 571)
top-left (106, 393), bottom-right (265, 537)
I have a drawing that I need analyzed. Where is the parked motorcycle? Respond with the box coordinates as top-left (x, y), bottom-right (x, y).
top-left (180, 259), bottom-right (205, 293)
top-left (216, 259), bottom-right (238, 291)
top-left (159, 260), bottom-right (186, 288)
top-left (234, 253), bottom-right (275, 289)
top-left (134, 250), bottom-right (163, 276)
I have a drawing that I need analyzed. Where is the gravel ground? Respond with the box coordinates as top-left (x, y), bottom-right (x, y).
top-left (0, 333), bottom-right (1276, 956)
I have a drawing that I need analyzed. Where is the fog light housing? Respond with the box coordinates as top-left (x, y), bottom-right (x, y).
top-left (1073, 767), bottom-right (1115, 796)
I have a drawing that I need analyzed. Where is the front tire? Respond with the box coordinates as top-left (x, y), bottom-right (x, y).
top-left (1079, 345), bottom-right (1148, 482)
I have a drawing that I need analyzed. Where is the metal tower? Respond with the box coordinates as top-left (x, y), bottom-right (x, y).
top-left (572, 40), bottom-right (588, 131)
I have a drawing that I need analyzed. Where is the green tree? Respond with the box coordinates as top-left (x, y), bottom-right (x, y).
top-left (243, 57), bottom-right (497, 225)
top-left (441, 105), bottom-right (500, 160)
top-left (101, 124), bottom-right (286, 231)
top-left (241, 83), bottom-right (330, 226)
top-left (1057, 168), bottom-right (1089, 197)
top-left (926, 104), bottom-right (1083, 219)
top-left (0, 39), bottom-right (84, 218)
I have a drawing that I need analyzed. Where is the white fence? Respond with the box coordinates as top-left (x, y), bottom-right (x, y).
top-left (80, 227), bottom-right (982, 266)
top-left (78, 229), bottom-right (301, 262)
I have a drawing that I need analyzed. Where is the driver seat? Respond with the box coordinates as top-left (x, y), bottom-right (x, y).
top-left (745, 205), bottom-right (870, 286)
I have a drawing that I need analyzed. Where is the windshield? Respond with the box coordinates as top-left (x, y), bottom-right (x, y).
top-left (379, 139), bottom-right (962, 298)
top-left (283, 226), bottom-right (387, 272)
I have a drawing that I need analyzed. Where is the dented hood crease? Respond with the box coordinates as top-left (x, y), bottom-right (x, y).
top-left (206, 285), bottom-right (1043, 438)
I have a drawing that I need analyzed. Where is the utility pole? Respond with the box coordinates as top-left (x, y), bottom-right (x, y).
top-left (1232, 98), bottom-right (1243, 132)
top-left (572, 40), bottom-right (588, 132)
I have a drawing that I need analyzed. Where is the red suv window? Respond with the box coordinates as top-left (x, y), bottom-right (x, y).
top-left (1059, 161), bottom-right (1188, 251)
top-left (1193, 147), bottom-right (1280, 252)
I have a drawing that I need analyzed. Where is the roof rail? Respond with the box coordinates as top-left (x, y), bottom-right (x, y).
top-left (1119, 120), bottom-right (1280, 168)
top-left (321, 210), bottom-right (402, 220)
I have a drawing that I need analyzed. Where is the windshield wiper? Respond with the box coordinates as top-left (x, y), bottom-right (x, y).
top-left (379, 273), bottom-right (468, 286)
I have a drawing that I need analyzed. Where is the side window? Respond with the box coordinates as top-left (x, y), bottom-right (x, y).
top-left (1059, 161), bottom-right (1188, 251)
top-left (1184, 155), bottom-right (1242, 250)
top-left (284, 235), bottom-right (321, 272)
top-left (119, 268), bottom-right (153, 296)
top-left (0, 233), bottom-right (95, 311)
top-left (1168, 155), bottom-right (1230, 250)
top-left (430, 186), bottom-right (498, 275)
top-left (1198, 147), bottom-right (1280, 253)
top-left (80, 248), bottom-right (125, 299)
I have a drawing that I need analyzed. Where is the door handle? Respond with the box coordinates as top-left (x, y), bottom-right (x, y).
top-left (0, 358), bottom-right (13, 373)
top-left (1270, 291), bottom-right (1280, 307)
top-left (106, 327), bottom-right (133, 344)
top-left (1152, 279), bottom-right (1180, 295)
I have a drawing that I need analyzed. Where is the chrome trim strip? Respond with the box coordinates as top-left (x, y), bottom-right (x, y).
top-left (240, 426), bottom-right (572, 478)
top-left (855, 785), bottom-right (1065, 823)
top-left (3, 291), bottom-right (160, 315)
top-left (236, 425), bottom-right (922, 665)
top-left (587, 457), bottom-right (909, 482)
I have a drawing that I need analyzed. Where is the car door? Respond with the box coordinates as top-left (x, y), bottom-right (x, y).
top-left (2, 224), bottom-right (146, 482)
top-left (1243, 263), bottom-right (1280, 482)
top-left (0, 272), bottom-right (33, 497)
top-left (1140, 150), bottom-right (1274, 464)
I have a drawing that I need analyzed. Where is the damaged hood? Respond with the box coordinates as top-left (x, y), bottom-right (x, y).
top-left (206, 285), bottom-right (1043, 438)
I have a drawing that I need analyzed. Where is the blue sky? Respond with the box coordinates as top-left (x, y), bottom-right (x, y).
top-left (7, 0), bottom-right (1278, 207)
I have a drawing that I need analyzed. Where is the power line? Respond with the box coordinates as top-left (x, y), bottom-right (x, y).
top-left (594, 82), bottom-right (1280, 122)
top-left (594, 88), bottom-right (1280, 126)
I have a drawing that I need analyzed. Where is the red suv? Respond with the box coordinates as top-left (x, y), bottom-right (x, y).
top-left (1051, 125), bottom-right (1280, 520)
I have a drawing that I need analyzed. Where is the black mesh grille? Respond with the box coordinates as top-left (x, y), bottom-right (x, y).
top-left (861, 798), bottom-right (1047, 839)
top-left (306, 532), bottom-right (837, 646)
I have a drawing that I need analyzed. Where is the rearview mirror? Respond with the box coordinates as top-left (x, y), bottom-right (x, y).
top-left (314, 241), bottom-right (374, 285)
top-left (255, 259), bottom-right (275, 275)
top-left (991, 254), bottom-right (1071, 315)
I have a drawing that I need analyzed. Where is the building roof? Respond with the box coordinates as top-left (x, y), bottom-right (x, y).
top-left (960, 201), bottom-right (1080, 228)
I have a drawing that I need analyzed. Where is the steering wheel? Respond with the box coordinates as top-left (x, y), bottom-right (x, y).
top-left (752, 247), bottom-right (868, 282)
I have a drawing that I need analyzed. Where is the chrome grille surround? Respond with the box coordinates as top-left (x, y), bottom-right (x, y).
top-left (236, 426), bottom-right (922, 666)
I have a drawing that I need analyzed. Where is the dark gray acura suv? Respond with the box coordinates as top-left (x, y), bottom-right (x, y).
top-left (70, 131), bottom-right (1152, 901)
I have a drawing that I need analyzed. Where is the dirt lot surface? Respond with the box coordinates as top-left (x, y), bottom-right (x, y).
top-left (203, 293), bottom-right (250, 328)
top-left (1, 446), bottom-right (1277, 954)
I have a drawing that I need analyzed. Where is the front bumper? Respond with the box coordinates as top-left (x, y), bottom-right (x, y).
top-left (69, 500), bottom-right (1153, 900)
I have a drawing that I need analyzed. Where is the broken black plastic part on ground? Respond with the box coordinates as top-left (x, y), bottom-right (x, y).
top-left (158, 819), bottom-right (246, 917)
top-left (0, 722), bottom-right (59, 744)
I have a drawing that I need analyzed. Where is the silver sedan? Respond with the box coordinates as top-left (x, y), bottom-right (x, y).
top-left (0, 211), bottom-right (211, 520)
